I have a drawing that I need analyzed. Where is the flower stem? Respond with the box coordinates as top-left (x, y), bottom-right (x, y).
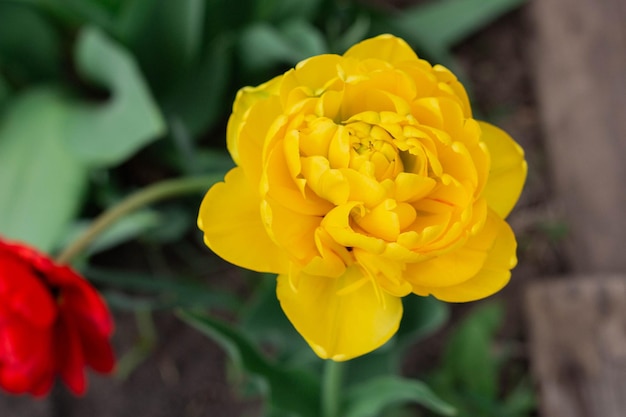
top-left (56, 175), bottom-right (221, 265)
top-left (322, 360), bottom-right (344, 417)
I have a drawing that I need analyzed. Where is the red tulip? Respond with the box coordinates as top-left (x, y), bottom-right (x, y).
top-left (0, 239), bottom-right (115, 396)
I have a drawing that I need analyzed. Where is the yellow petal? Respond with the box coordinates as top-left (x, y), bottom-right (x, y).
top-left (262, 196), bottom-right (321, 267)
top-left (428, 268), bottom-right (511, 302)
top-left (300, 156), bottom-right (349, 205)
top-left (322, 202), bottom-right (387, 254)
top-left (234, 95), bottom-right (285, 183)
top-left (276, 266), bottom-right (403, 360)
top-left (301, 228), bottom-right (349, 278)
top-left (479, 121), bottom-right (527, 218)
top-left (461, 119), bottom-right (490, 198)
top-left (354, 200), bottom-right (416, 242)
top-left (354, 249), bottom-right (413, 297)
top-left (343, 34), bottom-right (418, 65)
top-left (404, 209), bottom-right (501, 288)
top-left (341, 168), bottom-right (387, 207)
top-left (263, 140), bottom-right (333, 216)
top-left (281, 54), bottom-right (344, 95)
top-left (394, 172), bottom-right (436, 203)
top-left (433, 64), bottom-right (472, 118)
top-left (227, 75), bottom-right (283, 165)
top-left (413, 212), bottom-right (517, 301)
top-left (198, 167), bottom-right (290, 274)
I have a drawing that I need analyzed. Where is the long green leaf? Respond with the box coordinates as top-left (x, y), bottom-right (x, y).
top-left (241, 275), bottom-right (314, 363)
top-left (253, 0), bottom-right (321, 22)
top-left (159, 0), bottom-right (205, 68)
top-left (0, 89), bottom-right (87, 251)
top-left (0, 74), bottom-right (10, 111)
top-left (86, 267), bottom-right (241, 311)
top-left (161, 35), bottom-right (233, 136)
top-left (64, 26), bottom-right (165, 166)
top-left (178, 309), bottom-right (321, 417)
top-left (116, 0), bottom-right (206, 94)
top-left (404, 0), bottom-right (526, 48)
top-left (372, 0), bottom-right (525, 66)
top-left (442, 303), bottom-right (504, 400)
top-left (397, 295), bottom-right (449, 352)
top-left (0, 3), bottom-right (62, 82)
top-left (239, 21), bottom-right (326, 74)
top-left (343, 376), bottom-right (456, 417)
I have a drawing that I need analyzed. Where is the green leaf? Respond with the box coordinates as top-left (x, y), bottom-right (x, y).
top-left (0, 3), bottom-right (62, 83)
top-left (205, 0), bottom-right (256, 36)
top-left (115, 0), bottom-right (155, 41)
top-left (241, 275), bottom-right (314, 363)
top-left (156, 0), bottom-right (205, 67)
top-left (397, 295), bottom-right (449, 352)
top-left (178, 309), bottom-right (321, 417)
top-left (406, 0), bottom-right (525, 48)
top-left (331, 13), bottom-right (371, 54)
top-left (161, 35), bottom-right (234, 136)
top-left (118, 0), bottom-right (205, 73)
top-left (0, 27), bottom-right (160, 251)
top-left (253, 0), bottom-right (322, 22)
top-left (13, 0), bottom-right (117, 32)
top-left (86, 267), bottom-right (241, 311)
top-left (442, 303), bottom-right (504, 401)
top-left (0, 74), bottom-right (9, 110)
top-left (238, 21), bottom-right (326, 74)
top-left (343, 376), bottom-right (456, 417)
top-left (345, 296), bottom-right (448, 385)
top-left (279, 20), bottom-right (327, 57)
top-left (65, 26), bottom-right (165, 166)
top-left (117, 0), bottom-right (212, 100)
top-left (0, 89), bottom-right (87, 251)
top-left (371, 0), bottom-right (525, 66)
top-left (499, 379), bottom-right (535, 417)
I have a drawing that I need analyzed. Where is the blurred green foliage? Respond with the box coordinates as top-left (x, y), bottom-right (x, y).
top-left (0, 0), bottom-right (524, 252)
top-left (423, 303), bottom-right (535, 417)
top-left (0, 0), bottom-right (527, 416)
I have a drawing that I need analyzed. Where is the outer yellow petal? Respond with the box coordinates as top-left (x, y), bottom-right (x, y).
top-left (236, 95), bottom-right (284, 183)
top-left (343, 34), bottom-right (418, 64)
top-left (479, 121), bottom-right (527, 218)
top-left (198, 167), bottom-right (290, 274)
top-left (414, 212), bottom-right (517, 302)
top-left (404, 209), bottom-right (501, 288)
top-left (277, 266), bottom-right (403, 361)
top-left (227, 75), bottom-right (283, 166)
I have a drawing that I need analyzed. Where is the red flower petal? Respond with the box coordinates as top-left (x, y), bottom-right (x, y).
top-left (0, 238), bottom-right (115, 397)
top-left (55, 313), bottom-right (86, 395)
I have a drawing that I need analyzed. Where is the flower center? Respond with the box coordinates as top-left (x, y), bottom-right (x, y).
top-left (346, 121), bottom-right (403, 182)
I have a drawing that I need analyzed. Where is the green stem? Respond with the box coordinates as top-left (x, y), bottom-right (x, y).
top-left (322, 360), bottom-right (344, 417)
top-left (55, 175), bottom-right (222, 265)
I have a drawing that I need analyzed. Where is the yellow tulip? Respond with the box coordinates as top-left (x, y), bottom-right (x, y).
top-left (198, 34), bottom-right (526, 361)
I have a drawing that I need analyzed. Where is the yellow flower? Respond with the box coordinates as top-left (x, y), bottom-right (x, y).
top-left (198, 35), bottom-right (526, 361)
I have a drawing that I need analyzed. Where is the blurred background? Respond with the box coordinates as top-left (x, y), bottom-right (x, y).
top-left (1, 0), bottom-right (623, 416)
